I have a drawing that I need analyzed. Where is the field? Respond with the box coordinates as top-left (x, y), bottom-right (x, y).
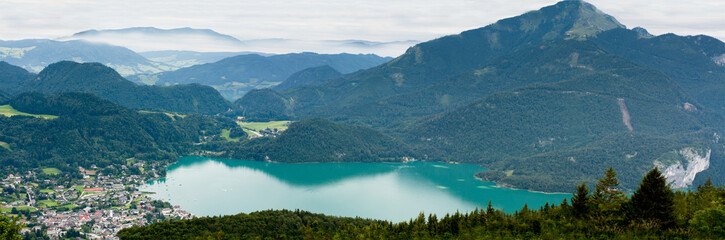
top-left (59, 204), bottom-right (78, 210)
top-left (37, 200), bottom-right (59, 208)
top-left (72, 186), bottom-right (85, 193)
top-left (0, 141), bottom-right (10, 151)
top-left (0, 105), bottom-right (58, 119)
top-left (237, 121), bottom-right (291, 131)
top-left (1, 206), bottom-right (36, 213)
top-left (138, 110), bottom-right (186, 119)
top-left (220, 129), bottom-right (240, 142)
top-left (39, 189), bottom-right (56, 193)
top-left (42, 167), bottom-right (61, 175)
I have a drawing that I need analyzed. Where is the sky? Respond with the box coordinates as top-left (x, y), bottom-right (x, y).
top-left (1, 0), bottom-right (724, 51)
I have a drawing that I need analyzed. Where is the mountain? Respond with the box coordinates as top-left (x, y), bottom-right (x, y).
top-left (226, 118), bottom-right (413, 163)
top-left (593, 28), bottom-right (725, 112)
top-left (240, 39), bottom-right (420, 57)
top-left (21, 61), bottom-right (232, 114)
top-left (144, 52), bottom-right (392, 100)
top-left (0, 89), bottom-right (10, 102)
top-left (0, 92), bottom-right (238, 171)
top-left (264, 0), bottom-right (625, 120)
top-left (233, 89), bottom-right (292, 121)
top-left (0, 39), bottom-right (173, 76)
top-left (272, 65), bottom-right (342, 91)
top-left (0, 61), bottom-right (35, 94)
top-left (137, 50), bottom-right (271, 70)
top-left (61, 27), bottom-right (418, 56)
top-left (238, 0), bottom-right (725, 191)
top-left (60, 27), bottom-right (245, 52)
top-left (406, 40), bottom-right (718, 191)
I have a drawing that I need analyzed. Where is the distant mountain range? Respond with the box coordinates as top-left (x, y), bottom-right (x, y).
top-left (59, 27), bottom-right (246, 53)
top-left (0, 61), bottom-right (232, 114)
top-left (135, 52), bottom-right (392, 100)
top-left (0, 39), bottom-right (174, 76)
top-left (59, 27), bottom-right (419, 57)
top-left (138, 50), bottom-right (273, 69)
top-left (238, 0), bottom-right (725, 192)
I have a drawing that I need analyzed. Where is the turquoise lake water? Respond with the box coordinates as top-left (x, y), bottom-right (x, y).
top-left (140, 156), bottom-right (568, 222)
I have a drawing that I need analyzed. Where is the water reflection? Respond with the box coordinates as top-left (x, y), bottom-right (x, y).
top-left (142, 156), bottom-right (567, 222)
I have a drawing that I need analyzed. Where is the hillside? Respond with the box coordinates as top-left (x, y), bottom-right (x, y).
top-left (0, 92), bottom-right (238, 173)
top-left (267, 0), bottom-right (625, 119)
top-left (224, 118), bottom-right (413, 163)
top-left (145, 52), bottom-right (391, 99)
top-left (117, 209), bottom-right (383, 239)
top-left (593, 28), bottom-right (725, 112)
top-left (0, 61), bottom-right (35, 94)
top-left (0, 89), bottom-right (10, 102)
top-left (0, 39), bottom-right (173, 76)
top-left (137, 50), bottom-right (268, 69)
top-left (21, 61), bottom-right (232, 114)
top-left (233, 89), bottom-right (292, 121)
top-left (272, 65), bottom-right (342, 91)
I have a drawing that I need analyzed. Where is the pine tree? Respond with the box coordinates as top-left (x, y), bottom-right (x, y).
top-left (592, 167), bottom-right (625, 224)
top-left (593, 167), bottom-right (624, 204)
top-left (571, 182), bottom-right (590, 218)
top-left (626, 167), bottom-right (676, 229)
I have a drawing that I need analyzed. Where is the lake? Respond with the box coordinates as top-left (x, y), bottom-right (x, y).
top-left (140, 156), bottom-right (568, 222)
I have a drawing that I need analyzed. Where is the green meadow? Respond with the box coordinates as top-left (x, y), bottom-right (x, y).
top-left (41, 167), bottom-right (61, 175)
top-left (138, 110), bottom-right (186, 119)
top-left (0, 105), bottom-right (58, 119)
top-left (237, 121), bottom-right (291, 131)
top-left (0, 141), bottom-right (10, 151)
top-left (37, 200), bottom-right (58, 208)
top-left (220, 129), bottom-right (240, 142)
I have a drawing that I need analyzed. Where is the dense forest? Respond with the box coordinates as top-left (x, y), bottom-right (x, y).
top-left (116, 168), bottom-right (725, 239)
top-left (272, 65), bottom-right (342, 91)
top-left (0, 92), bottom-right (239, 175)
top-left (233, 89), bottom-right (292, 121)
top-left (208, 118), bottom-right (414, 163)
top-left (1, 61), bottom-right (232, 114)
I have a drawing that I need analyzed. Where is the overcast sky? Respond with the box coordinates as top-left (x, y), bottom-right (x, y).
top-left (1, 0), bottom-right (724, 43)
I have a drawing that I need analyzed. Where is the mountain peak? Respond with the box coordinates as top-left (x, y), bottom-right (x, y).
top-left (547, 0), bottom-right (625, 38)
top-left (490, 1), bottom-right (623, 38)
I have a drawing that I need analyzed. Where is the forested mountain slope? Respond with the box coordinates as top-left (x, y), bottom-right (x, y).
top-left (215, 118), bottom-right (413, 163)
top-left (19, 61), bottom-right (232, 114)
top-left (263, 0), bottom-right (625, 119)
top-left (0, 92), bottom-right (238, 175)
top-left (272, 65), bottom-right (342, 91)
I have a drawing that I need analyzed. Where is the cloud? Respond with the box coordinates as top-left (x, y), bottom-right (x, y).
top-left (0, 0), bottom-right (723, 55)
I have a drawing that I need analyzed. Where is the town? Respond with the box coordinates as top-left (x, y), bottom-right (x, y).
top-left (1, 160), bottom-right (192, 239)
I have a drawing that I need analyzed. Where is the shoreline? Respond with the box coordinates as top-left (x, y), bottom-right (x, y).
top-left (472, 175), bottom-right (570, 195)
